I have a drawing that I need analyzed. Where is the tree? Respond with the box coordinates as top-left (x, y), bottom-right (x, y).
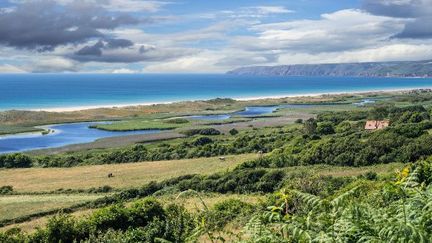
top-left (304, 118), bottom-right (317, 135)
top-left (229, 128), bottom-right (239, 135)
top-left (317, 122), bottom-right (335, 135)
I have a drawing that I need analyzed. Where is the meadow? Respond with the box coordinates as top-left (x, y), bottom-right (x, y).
top-left (2, 90), bottom-right (432, 242)
top-left (0, 159), bottom-right (402, 232)
top-left (0, 154), bottom-right (256, 193)
top-left (0, 194), bottom-right (102, 222)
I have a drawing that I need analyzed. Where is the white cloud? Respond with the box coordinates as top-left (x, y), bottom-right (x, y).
top-left (112, 68), bottom-right (137, 73)
top-left (0, 64), bottom-right (26, 73)
top-left (236, 9), bottom-right (405, 53)
top-left (102, 0), bottom-right (170, 13)
top-left (143, 51), bottom-right (225, 73)
top-left (218, 5), bottom-right (293, 19)
top-left (27, 0), bottom-right (169, 12)
top-left (30, 57), bottom-right (76, 72)
top-left (250, 6), bottom-right (294, 15)
top-left (277, 43), bottom-right (432, 64)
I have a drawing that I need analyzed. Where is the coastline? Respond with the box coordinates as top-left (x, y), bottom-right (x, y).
top-left (24, 86), bottom-right (432, 113)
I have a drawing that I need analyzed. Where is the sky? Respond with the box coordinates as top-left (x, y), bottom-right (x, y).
top-left (0, 0), bottom-right (431, 73)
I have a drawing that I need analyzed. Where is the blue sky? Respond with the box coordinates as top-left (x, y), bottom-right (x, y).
top-left (0, 0), bottom-right (431, 73)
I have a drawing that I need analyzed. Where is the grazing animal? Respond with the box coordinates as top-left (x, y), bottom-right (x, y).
top-left (107, 173), bottom-right (114, 178)
top-left (219, 157), bottom-right (226, 161)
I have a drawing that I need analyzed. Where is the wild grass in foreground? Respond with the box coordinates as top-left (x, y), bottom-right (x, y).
top-left (1, 159), bottom-right (431, 242)
top-left (0, 194), bottom-right (103, 222)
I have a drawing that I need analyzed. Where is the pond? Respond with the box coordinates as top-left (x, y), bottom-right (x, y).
top-left (0, 122), bottom-right (161, 154)
top-left (186, 104), bottom-right (314, 120)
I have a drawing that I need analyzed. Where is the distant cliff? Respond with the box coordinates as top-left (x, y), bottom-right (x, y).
top-left (227, 60), bottom-right (432, 77)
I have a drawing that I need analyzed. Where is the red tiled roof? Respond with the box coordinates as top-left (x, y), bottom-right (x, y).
top-left (365, 120), bottom-right (390, 130)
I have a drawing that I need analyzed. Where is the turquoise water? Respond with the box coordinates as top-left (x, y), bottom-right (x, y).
top-left (0, 122), bottom-right (160, 154)
top-left (0, 74), bottom-right (431, 110)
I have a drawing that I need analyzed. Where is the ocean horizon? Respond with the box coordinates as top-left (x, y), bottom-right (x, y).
top-left (1, 73), bottom-right (432, 111)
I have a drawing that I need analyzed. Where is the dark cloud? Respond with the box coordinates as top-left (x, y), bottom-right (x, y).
top-left (139, 45), bottom-right (156, 54)
top-left (395, 17), bottom-right (432, 39)
top-left (70, 46), bottom-right (195, 63)
top-left (0, 0), bottom-right (139, 51)
top-left (75, 41), bottom-right (104, 56)
top-left (362, 0), bottom-right (421, 18)
top-left (106, 38), bottom-right (134, 49)
top-left (75, 38), bottom-right (134, 57)
top-left (362, 0), bottom-right (432, 39)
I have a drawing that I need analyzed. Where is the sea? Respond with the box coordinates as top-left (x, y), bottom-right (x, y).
top-left (1, 74), bottom-right (432, 110)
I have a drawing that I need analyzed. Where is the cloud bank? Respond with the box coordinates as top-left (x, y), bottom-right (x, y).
top-left (0, 0), bottom-right (430, 73)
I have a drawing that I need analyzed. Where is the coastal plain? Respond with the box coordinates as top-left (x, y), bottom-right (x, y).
top-left (1, 89), bottom-right (431, 241)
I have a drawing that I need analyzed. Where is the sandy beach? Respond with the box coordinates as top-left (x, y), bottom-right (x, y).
top-left (29, 87), bottom-right (430, 113)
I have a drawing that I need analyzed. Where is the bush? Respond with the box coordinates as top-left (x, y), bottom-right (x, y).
top-left (364, 171), bottom-right (378, 181)
top-left (89, 204), bottom-right (130, 231)
top-left (0, 153), bottom-right (32, 168)
top-left (39, 214), bottom-right (81, 243)
top-left (0, 185), bottom-right (13, 195)
top-left (294, 119), bottom-right (303, 124)
top-left (182, 128), bottom-right (221, 136)
top-left (41, 198), bottom-right (194, 243)
top-left (304, 118), bottom-right (317, 135)
top-left (165, 118), bottom-right (189, 124)
top-left (0, 228), bottom-right (26, 243)
top-left (88, 186), bottom-right (113, 193)
top-left (192, 137), bottom-right (213, 146)
top-left (317, 122), bottom-right (335, 135)
top-left (229, 128), bottom-right (239, 135)
top-left (203, 199), bottom-right (255, 229)
top-left (128, 198), bottom-right (165, 228)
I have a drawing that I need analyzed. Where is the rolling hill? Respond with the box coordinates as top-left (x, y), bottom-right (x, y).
top-left (227, 60), bottom-right (432, 77)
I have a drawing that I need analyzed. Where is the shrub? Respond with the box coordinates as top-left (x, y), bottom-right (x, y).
top-left (192, 137), bottom-right (213, 146)
top-left (364, 171), bottom-right (378, 181)
top-left (203, 199), bottom-right (255, 229)
top-left (162, 204), bottom-right (195, 242)
top-left (89, 204), bottom-right (130, 231)
top-left (40, 214), bottom-right (81, 243)
top-left (88, 186), bottom-right (113, 193)
top-left (128, 198), bottom-right (165, 227)
top-left (229, 128), bottom-right (239, 135)
top-left (0, 185), bottom-right (13, 195)
top-left (182, 128), bottom-right (221, 136)
top-left (165, 118), bottom-right (189, 124)
top-left (294, 119), bottom-right (303, 124)
top-left (0, 153), bottom-right (32, 168)
top-left (0, 228), bottom-right (26, 243)
top-left (317, 121), bottom-right (335, 135)
top-left (304, 118), bottom-right (317, 135)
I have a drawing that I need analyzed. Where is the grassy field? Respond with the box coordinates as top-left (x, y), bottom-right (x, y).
top-left (0, 125), bottom-right (43, 135)
top-left (0, 193), bottom-right (264, 233)
top-left (280, 163), bottom-right (404, 177)
top-left (91, 119), bottom-right (188, 131)
top-left (28, 131), bottom-right (186, 155)
top-left (0, 162), bottom-right (404, 232)
top-left (0, 194), bottom-right (102, 221)
top-left (158, 193), bottom-right (265, 211)
top-left (0, 154), bottom-right (257, 193)
top-left (0, 208), bottom-right (96, 233)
